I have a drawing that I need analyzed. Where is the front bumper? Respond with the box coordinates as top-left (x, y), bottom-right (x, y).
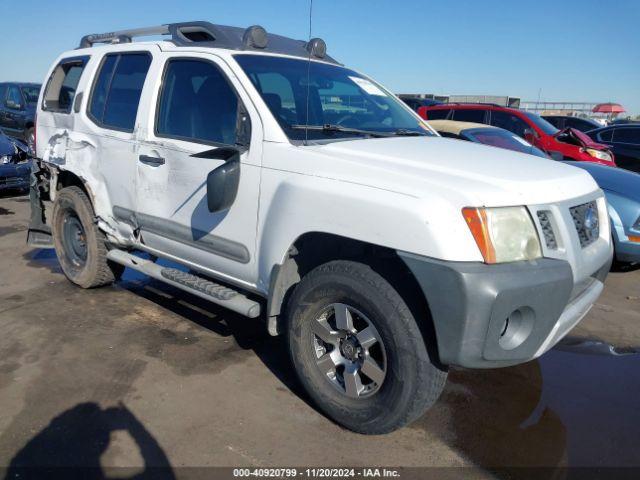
top-left (399, 252), bottom-right (612, 369)
top-left (0, 163), bottom-right (30, 191)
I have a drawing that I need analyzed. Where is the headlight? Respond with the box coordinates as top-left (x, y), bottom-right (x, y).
top-left (462, 206), bottom-right (542, 264)
top-left (585, 148), bottom-right (612, 162)
top-left (1, 155), bottom-right (11, 164)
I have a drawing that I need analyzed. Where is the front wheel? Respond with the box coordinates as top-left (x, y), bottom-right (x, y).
top-left (286, 260), bottom-right (447, 434)
top-left (51, 186), bottom-right (123, 288)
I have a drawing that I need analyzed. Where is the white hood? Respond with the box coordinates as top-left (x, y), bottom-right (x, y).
top-left (304, 136), bottom-right (600, 207)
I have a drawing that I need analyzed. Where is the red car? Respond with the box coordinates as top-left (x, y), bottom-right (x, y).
top-left (419, 103), bottom-right (616, 165)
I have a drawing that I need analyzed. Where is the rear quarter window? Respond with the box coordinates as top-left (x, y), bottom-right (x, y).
top-left (598, 129), bottom-right (613, 142)
top-left (425, 108), bottom-right (451, 120)
top-left (452, 109), bottom-right (486, 123)
top-left (42, 56), bottom-right (90, 113)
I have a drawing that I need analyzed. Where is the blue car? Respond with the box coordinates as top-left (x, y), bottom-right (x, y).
top-left (0, 132), bottom-right (30, 192)
top-left (565, 162), bottom-right (640, 265)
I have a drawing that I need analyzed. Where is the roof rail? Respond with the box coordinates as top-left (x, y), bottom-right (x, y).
top-left (446, 102), bottom-right (504, 108)
top-left (78, 21), bottom-right (339, 64)
top-left (79, 25), bottom-right (170, 48)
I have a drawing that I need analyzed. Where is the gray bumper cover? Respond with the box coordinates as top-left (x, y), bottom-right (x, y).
top-left (399, 252), bottom-right (611, 369)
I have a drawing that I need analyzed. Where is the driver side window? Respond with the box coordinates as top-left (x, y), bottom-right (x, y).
top-left (490, 111), bottom-right (529, 138)
top-left (156, 59), bottom-right (246, 146)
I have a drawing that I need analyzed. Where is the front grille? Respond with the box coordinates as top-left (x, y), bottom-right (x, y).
top-left (537, 210), bottom-right (557, 250)
top-left (570, 201), bottom-right (599, 248)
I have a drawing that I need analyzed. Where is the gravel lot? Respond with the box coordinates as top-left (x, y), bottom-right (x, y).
top-left (1, 191), bottom-right (639, 476)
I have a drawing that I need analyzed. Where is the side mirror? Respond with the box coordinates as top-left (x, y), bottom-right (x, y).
top-left (523, 128), bottom-right (538, 143)
top-left (6, 100), bottom-right (22, 110)
top-left (202, 148), bottom-right (241, 213)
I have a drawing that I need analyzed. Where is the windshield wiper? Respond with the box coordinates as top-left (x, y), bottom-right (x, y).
top-left (393, 129), bottom-right (428, 137)
top-left (290, 124), bottom-right (393, 138)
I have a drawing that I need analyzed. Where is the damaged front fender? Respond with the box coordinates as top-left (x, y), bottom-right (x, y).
top-left (27, 159), bottom-right (54, 248)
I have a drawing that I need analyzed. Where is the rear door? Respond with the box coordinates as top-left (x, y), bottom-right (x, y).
top-left (83, 50), bottom-right (153, 238)
top-left (135, 52), bottom-right (262, 288)
top-left (610, 127), bottom-right (640, 173)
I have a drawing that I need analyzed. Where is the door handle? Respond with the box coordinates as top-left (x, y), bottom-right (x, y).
top-left (138, 154), bottom-right (165, 166)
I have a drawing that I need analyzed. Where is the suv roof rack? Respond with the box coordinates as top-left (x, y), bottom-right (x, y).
top-left (78, 21), bottom-right (338, 64)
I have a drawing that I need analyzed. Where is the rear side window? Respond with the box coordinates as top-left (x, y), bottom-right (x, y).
top-left (425, 108), bottom-right (451, 120)
top-left (156, 59), bottom-right (241, 145)
top-left (598, 130), bottom-right (613, 142)
top-left (452, 109), bottom-right (486, 123)
top-left (42, 56), bottom-right (89, 113)
top-left (89, 53), bottom-right (151, 132)
top-left (613, 128), bottom-right (640, 144)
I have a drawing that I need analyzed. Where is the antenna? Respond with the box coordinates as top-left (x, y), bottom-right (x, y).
top-left (304, 0), bottom-right (314, 145)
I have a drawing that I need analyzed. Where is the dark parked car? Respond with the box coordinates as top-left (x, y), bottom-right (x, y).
top-left (0, 82), bottom-right (41, 151)
top-left (587, 124), bottom-right (640, 173)
top-left (542, 115), bottom-right (602, 133)
top-left (0, 132), bottom-right (30, 192)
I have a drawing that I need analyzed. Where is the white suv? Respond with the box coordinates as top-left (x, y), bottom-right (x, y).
top-left (29, 22), bottom-right (612, 434)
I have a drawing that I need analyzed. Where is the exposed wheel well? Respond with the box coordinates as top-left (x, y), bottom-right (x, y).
top-left (267, 232), bottom-right (442, 366)
top-left (56, 170), bottom-right (93, 206)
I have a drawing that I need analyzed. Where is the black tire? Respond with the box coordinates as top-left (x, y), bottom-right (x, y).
top-left (286, 260), bottom-right (447, 434)
top-left (52, 186), bottom-right (123, 288)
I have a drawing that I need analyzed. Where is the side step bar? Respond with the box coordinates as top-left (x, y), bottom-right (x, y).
top-left (106, 249), bottom-right (261, 318)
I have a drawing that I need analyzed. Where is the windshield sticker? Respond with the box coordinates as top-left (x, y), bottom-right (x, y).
top-left (349, 76), bottom-right (386, 96)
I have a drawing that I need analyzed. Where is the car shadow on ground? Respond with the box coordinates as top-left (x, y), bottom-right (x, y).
top-left (4, 402), bottom-right (175, 480)
top-left (117, 263), bottom-right (314, 409)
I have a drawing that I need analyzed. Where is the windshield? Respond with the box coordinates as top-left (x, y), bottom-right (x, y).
top-left (522, 111), bottom-right (559, 135)
top-left (463, 128), bottom-right (548, 158)
top-left (20, 86), bottom-right (40, 104)
top-left (234, 55), bottom-right (431, 141)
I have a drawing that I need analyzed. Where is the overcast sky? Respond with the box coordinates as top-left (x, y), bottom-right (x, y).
top-left (2, 0), bottom-right (638, 115)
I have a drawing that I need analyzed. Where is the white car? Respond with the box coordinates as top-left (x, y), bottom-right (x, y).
top-left (29, 21), bottom-right (613, 434)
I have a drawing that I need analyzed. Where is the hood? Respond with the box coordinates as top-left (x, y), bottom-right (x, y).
top-left (304, 136), bottom-right (599, 206)
top-left (565, 161), bottom-right (640, 203)
top-left (555, 128), bottom-right (610, 150)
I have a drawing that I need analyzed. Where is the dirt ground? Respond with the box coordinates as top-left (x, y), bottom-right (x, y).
top-left (1, 191), bottom-right (639, 477)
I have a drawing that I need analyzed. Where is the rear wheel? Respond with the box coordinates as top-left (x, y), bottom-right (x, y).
top-left (286, 260), bottom-right (447, 434)
top-left (52, 186), bottom-right (123, 288)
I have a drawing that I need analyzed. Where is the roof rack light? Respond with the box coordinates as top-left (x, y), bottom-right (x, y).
top-left (243, 25), bottom-right (268, 49)
top-left (306, 38), bottom-right (327, 59)
top-left (77, 21), bottom-right (338, 64)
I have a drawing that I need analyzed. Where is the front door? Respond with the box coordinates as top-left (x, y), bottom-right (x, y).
top-left (135, 53), bottom-right (262, 289)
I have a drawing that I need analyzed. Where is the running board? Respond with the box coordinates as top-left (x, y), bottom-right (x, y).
top-left (106, 249), bottom-right (261, 318)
